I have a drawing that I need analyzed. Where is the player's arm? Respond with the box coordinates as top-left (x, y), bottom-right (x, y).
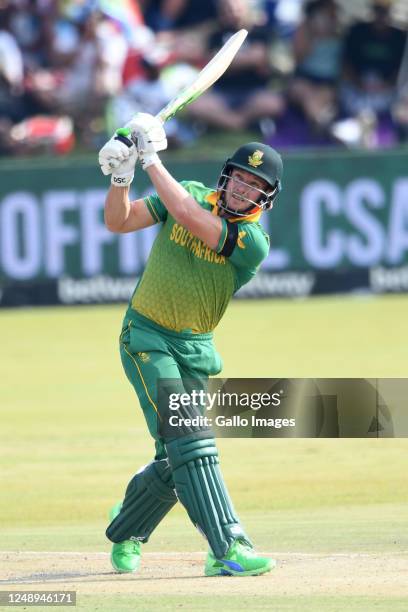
top-left (126, 113), bottom-right (223, 249)
top-left (98, 126), bottom-right (157, 233)
top-left (104, 187), bottom-right (156, 233)
top-left (146, 163), bottom-right (223, 249)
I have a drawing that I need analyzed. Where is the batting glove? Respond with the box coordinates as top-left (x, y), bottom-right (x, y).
top-left (98, 128), bottom-right (138, 187)
top-left (125, 112), bottom-right (167, 170)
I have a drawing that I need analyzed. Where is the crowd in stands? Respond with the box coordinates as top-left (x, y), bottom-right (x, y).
top-left (0, 0), bottom-right (407, 156)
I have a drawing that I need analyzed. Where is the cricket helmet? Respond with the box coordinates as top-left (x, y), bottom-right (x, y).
top-left (217, 142), bottom-right (283, 217)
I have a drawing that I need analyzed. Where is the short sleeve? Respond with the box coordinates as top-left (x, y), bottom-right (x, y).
top-left (144, 193), bottom-right (168, 223)
top-left (228, 224), bottom-right (270, 270)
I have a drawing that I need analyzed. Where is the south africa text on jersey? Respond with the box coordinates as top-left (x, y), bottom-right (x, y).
top-left (170, 223), bottom-right (226, 264)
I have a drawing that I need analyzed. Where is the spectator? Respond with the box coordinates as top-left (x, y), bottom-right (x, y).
top-left (393, 33), bottom-right (408, 142)
top-left (288, 0), bottom-right (342, 130)
top-left (142, 0), bottom-right (217, 33)
top-left (109, 47), bottom-right (198, 146)
top-left (0, 9), bottom-right (25, 120)
top-left (186, 0), bottom-right (285, 131)
top-left (140, 0), bottom-right (218, 66)
top-left (7, 0), bottom-right (51, 69)
top-left (340, 0), bottom-right (406, 120)
top-left (0, 8), bottom-right (25, 153)
top-left (0, 5), bottom-right (48, 123)
top-left (262, 0), bottom-right (304, 39)
top-left (14, 6), bottom-right (129, 152)
top-left (0, 2), bottom-right (149, 155)
top-left (51, 10), bottom-right (128, 142)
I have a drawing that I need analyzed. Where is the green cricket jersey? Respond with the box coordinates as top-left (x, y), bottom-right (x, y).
top-left (129, 181), bottom-right (269, 333)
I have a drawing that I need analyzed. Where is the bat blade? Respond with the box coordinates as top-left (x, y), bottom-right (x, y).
top-left (156, 29), bottom-right (248, 124)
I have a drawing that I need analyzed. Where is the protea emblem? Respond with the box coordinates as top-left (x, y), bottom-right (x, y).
top-left (248, 150), bottom-right (264, 167)
top-left (237, 231), bottom-right (247, 249)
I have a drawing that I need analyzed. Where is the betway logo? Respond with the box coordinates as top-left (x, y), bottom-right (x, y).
top-left (58, 276), bottom-right (137, 304)
top-left (370, 266), bottom-right (408, 293)
top-left (237, 271), bottom-right (315, 298)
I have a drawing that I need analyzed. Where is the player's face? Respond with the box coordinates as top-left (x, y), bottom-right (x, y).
top-left (225, 168), bottom-right (269, 212)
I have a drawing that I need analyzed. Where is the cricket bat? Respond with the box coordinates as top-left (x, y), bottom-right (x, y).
top-left (156, 29), bottom-right (248, 123)
top-left (103, 30), bottom-right (247, 173)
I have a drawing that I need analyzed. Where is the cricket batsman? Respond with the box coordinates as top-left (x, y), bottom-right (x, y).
top-left (98, 113), bottom-right (283, 577)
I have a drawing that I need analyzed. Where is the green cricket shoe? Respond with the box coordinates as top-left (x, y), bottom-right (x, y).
top-left (111, 540), bottom-right (141, 573)
top-left (109, 502), bottom-right (141, 574)
top-left (204, 540), bottom-right (276, 577)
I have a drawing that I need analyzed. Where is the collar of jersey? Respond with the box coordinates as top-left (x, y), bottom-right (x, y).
top-left (205, 191), bottom-right (262, 223)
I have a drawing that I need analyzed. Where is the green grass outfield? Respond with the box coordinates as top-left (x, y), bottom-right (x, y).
top-left (1, 295), bottom-right (407, 610)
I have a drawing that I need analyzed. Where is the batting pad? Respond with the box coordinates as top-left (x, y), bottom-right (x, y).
top-left (165, 433), bottom-right (252, 559)
top-left (106, 459), bottom-right (177, 543)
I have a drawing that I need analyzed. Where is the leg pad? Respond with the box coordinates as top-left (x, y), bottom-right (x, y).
top-left (106, 458), bottom-right (177, 543)
top-left (165, 433), bottom-right (251, 558)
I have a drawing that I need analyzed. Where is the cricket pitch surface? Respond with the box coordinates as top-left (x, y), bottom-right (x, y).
top-left (1, 551), bottom-right (407, 599)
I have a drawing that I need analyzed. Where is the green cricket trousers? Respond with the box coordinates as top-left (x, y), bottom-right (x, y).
top-left (119, 309), bottom-right (222, 457)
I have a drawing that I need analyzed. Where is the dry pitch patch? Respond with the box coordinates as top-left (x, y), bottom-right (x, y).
top-left (1, 551), bottom-right (407, 598)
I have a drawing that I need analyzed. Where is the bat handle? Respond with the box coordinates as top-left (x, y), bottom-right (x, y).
top-left (155, 109), bottom-right (169, 125)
